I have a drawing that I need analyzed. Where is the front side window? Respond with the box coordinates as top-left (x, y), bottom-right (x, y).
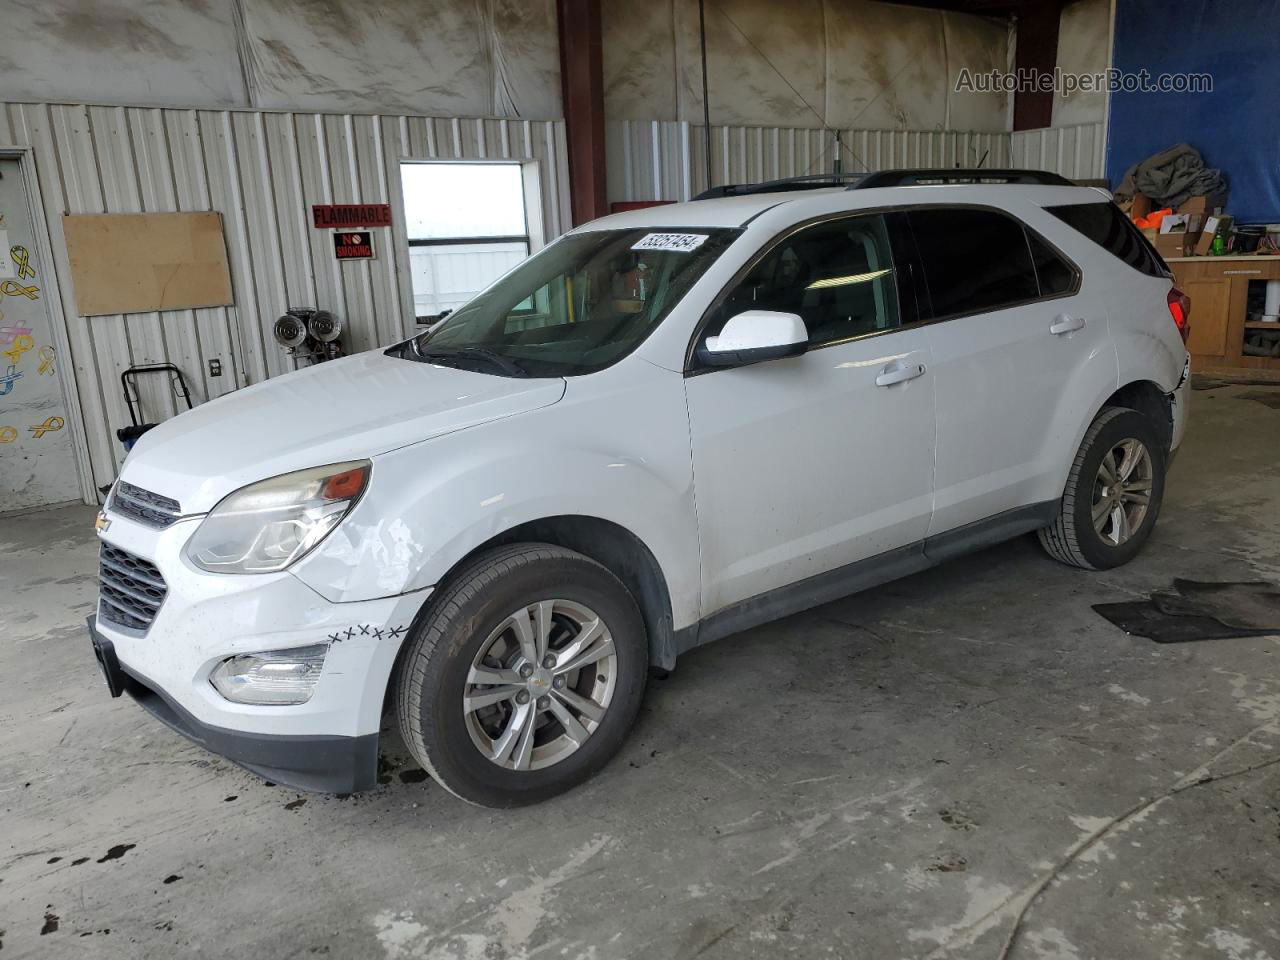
top-left (907, 208), bottom-right (1040, 319)
top-left (394, 228), bottom-right (739, 377)
top-left (703, 214), bottom-right (901, 349)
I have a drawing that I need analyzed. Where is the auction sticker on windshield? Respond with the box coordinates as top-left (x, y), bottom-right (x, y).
top-left (632, 233), bottom-right (709, 253)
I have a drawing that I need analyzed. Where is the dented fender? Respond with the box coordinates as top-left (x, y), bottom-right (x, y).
top-left (290, 359), bottom-right (703, 631)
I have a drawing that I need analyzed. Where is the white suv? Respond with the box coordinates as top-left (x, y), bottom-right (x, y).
top-left (90, 170), bottom-right (1191, 806)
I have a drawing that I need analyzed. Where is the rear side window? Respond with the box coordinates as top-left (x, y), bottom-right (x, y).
top-left (1026, 229), bottom-right (1077, 296)
top-left (907, 208), bottom-right (1039, 318)
top-left (1046, 201), bottom-right (1167, 278)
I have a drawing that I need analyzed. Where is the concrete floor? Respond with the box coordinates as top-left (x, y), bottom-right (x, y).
top-left (3, 385), bottom-right (1279, 960)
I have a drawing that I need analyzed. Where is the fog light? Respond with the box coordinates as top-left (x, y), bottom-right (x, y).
top-left (209, 644), bottom-right (328, 705)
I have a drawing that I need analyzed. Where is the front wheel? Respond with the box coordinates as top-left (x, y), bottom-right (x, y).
top-left (395, 543), bottom-right (647, 807)
top-left (1038, 406), bottom-right (1167, 570)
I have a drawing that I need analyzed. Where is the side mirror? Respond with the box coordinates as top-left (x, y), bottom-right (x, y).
top-left (702, 310), bottom-right (808, 367)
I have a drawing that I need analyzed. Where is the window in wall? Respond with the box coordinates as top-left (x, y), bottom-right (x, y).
top-left (707, 214), bottom-right (900, 348)
top-left (907, 208), bottom-right (1040, 318)
top-left (401, 162), bottom-right (532, 323)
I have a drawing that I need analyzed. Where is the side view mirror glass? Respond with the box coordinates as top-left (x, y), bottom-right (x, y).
top-left (702, 310), bottom-right (808, 368)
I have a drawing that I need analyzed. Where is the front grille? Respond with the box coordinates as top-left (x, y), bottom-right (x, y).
top-left (99, 543), bottom-right (168, 632)
top-left (110, 480), bottom-right (182, 529)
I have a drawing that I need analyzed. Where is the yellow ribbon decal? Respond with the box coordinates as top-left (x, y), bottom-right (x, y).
top-left (0, 280), bottom-right (40, 300)
top-left (29, 415), bottom-right (64, 438)
top-left (10, 246), bottom-right (35, 280)
top-left (37, 345), bottom-right (55, 375)
top-left (3, 333), bottom-right (33, 366)
top-left (0, 426), bottom-right (17, 443)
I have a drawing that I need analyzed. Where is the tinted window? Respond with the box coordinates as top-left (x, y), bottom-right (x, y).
top-left (1047, 201), bottom-right (1167, 278)
top-left (705, 214), bottom-right (900, 348)
top-left (907, 208), bottom-right (1039, 318)
top-left (1026, 228), bottom-right (1077, 296)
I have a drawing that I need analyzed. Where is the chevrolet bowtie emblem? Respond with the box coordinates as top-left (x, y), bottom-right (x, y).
top-left (95, 512), bottom-right (111, 533)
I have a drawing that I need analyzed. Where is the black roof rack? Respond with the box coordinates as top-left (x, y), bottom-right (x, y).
top-left (692, 172), bottom-right (866, 201)
top-left (690, 167), bottom-right (1075, 202)
top-left (850, 168), bottom-right (1074, 189)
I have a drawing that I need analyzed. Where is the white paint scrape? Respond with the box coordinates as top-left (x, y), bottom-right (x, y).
top-left (371, 834), bottom-right (613, 960)
top-left (1107, 683), bottom-right (1152, 706)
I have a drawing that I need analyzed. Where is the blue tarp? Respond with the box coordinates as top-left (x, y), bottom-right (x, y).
top-left (1107, 0), bottom-right (1280, 224)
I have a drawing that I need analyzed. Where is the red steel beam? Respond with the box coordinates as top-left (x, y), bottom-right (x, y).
top-left (556, 0), bottom-right (608, 225)
top-left (1012, 2), bottom-right (1062, 131)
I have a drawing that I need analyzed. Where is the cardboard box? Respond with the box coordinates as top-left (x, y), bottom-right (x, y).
top-left (1155, 232), bottom-right (1195, 259)
top-left (1130, 192), bottom-right (1154, 219)
top-left (1178, 193), bottom-right (1227, 218)
top-left (1194, 214), bottom-right (1234, 256)
top-left (1160, 212), bottom-right (1203, 235)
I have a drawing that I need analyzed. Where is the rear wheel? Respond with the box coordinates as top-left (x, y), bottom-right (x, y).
top-left (396, 543), bottom-right (647, 807)
top-left (1038, 406), bottom-right (1166, 570)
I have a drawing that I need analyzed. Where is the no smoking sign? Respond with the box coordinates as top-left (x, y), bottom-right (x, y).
top-left (333, 231), bottom-right (375, 260)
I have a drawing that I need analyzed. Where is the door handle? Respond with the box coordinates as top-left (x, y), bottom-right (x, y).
top-left (1050, 314), bottom-right (1085, 335)
top-left (875, 361), bottom-right (927, 387)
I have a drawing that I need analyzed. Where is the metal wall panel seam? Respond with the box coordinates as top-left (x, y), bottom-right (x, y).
top-left (44, 103), bottom-right (117, 492)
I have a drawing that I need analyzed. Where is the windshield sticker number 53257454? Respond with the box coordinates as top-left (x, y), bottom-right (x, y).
top-left (631, 233), bottom-right (709, 253)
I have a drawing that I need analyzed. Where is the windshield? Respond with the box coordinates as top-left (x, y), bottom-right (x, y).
top-left (394, 227), bottom-right (739, 377)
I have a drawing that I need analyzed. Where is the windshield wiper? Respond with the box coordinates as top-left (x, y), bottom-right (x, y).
top-left (414, 344), bottom-right (531, 378)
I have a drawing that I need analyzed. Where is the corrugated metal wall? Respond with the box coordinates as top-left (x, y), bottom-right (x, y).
top-left (1009, 122), bottom-right (1107, 182)
top-left (607, 121), bottom-right (1014, 204)
top-left (0, 101), bottom-right (569, 497)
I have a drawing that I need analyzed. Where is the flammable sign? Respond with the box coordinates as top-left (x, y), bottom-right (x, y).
top-left (333, 230), bottom-right (375, 261)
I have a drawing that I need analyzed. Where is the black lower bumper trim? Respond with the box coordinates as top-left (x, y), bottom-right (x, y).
top-left (88, 616), bottom-right (378, 793)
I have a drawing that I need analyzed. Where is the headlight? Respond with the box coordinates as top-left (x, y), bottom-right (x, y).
top-left (185, 461), bottom-right (370, 574)
top-left (210, 644), bottom-right (328, 705)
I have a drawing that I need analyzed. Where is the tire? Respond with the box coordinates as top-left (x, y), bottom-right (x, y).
top-left (396, 542), bottom-right (647, 807)
top-left (1038, 406), bottom-right (1167, 570)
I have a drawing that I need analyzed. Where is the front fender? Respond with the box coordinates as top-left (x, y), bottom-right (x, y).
top-left (290, 362), bottom-right (702, 631)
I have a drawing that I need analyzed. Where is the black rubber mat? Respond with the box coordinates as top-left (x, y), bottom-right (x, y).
top-left (1094, 579), bottom-right (1280, 643)
top-left (1240, 390), bottom-right (1280, 409)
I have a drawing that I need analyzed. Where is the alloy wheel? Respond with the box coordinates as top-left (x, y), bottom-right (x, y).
top-left (1092, 437), bottom-right (1153, 546)
top-left (463, 599), bottom-right (617, 771)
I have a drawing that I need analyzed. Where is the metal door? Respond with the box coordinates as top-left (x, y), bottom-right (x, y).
top-left (0, 157), bottom-right (80, 510)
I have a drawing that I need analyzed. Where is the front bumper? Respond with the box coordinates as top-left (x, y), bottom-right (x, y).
top-left (91, 508), bottom-right (432, 792)
top-left (90, 616), bottom-right (378, 792)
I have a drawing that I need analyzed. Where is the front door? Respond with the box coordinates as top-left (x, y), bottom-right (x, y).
top-left (684, 213), bottom-right (936, 617)
top-left (0, 157), bottom-right (80, 510)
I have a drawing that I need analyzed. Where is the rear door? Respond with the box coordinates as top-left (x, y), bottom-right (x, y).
top-left (904, 205), bottom-right (1108, 535)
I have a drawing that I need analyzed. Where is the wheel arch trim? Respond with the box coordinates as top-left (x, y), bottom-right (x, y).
top-left (403, 514), bottom-right (679, 673)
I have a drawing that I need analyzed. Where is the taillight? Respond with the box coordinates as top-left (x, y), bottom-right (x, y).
top-left (1167, 286), bottom-right (1191, 343)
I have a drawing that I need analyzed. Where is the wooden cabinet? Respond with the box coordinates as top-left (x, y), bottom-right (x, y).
top-left (1168, 256), bottom-right (1280, 380)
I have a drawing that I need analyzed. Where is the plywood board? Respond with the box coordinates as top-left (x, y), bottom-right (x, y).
top-left (62, 212), bottom-right (233, 316)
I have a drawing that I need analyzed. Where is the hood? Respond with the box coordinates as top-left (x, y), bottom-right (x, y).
top-left (120, 350), bottom-right (565, 513)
